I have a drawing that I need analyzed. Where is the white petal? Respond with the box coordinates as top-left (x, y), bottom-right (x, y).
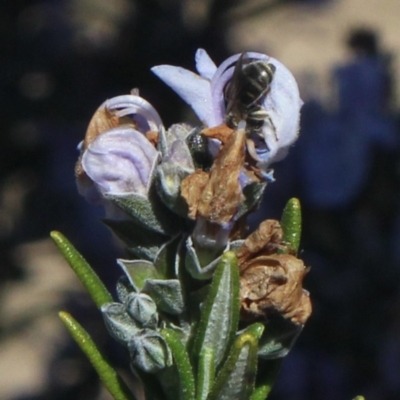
top-left (195, 48), bottom-right (217, 80)
top-left (105, 94), bottom-right (163, 133)
top-left (152, 65), bottom-right (217, 126)
top-left (259, 57), bottom-right (303, 165)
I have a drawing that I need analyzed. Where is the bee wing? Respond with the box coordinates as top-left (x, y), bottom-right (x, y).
top-left (224, 53), bottom-right (248, 114)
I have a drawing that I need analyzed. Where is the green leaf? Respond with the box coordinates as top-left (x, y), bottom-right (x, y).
top-left (192, 251), bottom-right (240, 370)
top-left (196, 348), bottom-right (215, 400)
top-left (161, 328), bottom-right (196, 400)
top-left (207, 324), bottom-right (263, 400)
top-left (252, 359), bottom-right (283, 400)
top-left (59, 311), bottom-right (136, 400)
top-left (280, 198), bottom-right (302, 254)
top-left (51, 231), bottom-right (113, 308)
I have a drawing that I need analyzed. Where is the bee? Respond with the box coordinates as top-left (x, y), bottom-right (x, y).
top-left (224, 53), bottom-right (277, 145)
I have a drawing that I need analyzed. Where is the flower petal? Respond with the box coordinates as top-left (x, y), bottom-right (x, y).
top-left (210, 52), bottom-right (303, 167)
top-left (151, 65), bottom-right (217, 126)
top-left (105, 94), bottom-right (164, 133)
top-left (195, 48), bottom-right (217, 80)
top-left (82, 127), bottom-right (158, 196)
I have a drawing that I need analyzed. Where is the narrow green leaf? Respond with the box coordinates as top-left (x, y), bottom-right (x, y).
top-left (59, 312), bottom-right (136, 400)
top-left (51, 231), bottom-right (113, 308)
top-left (280, 198), bottom-right (302, 254)
top-left (192, 251), bottom-right (240, 369)
top-left (161, 328), bottom-right (196, 400)
top-left (196, 348), bottom-right (215, 400)
top-left (252, 359), bottom-right (283, 400)
top-left (207, 325), bottom-right (262, 400)
top-left (250, 385), bottom-right (270, 400)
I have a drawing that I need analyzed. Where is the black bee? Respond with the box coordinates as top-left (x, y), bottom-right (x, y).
top-left (224, 53), bottom-right (276, 141)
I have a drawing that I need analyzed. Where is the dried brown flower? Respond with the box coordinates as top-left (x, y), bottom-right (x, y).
top-left (238, 220), bottom-right (311, 326)
top-left (181, 127), bottom-right (246, 225)
top-left (201, 124), bottom-right (234, 144)
top-left (240, 253), bottom-right (311, 325)
top-left (236, 220), bottom-right (283, 266)
top-left (180, 170), bottom-right (209, 219)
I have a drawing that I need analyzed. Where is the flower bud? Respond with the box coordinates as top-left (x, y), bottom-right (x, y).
top-left (129, 329), bottom-right (173, 373)
top-left (126, 292), bottom-right (158, 328)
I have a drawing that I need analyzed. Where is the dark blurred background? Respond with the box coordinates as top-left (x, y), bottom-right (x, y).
top-left (1, 0), bottom-right (400, 399)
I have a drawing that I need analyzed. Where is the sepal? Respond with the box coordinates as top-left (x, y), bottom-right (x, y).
top-left (103, 219), bottom-right (169, 261)
top-left (142, 279), bottom-right (185, 315)
top-left (185, 235), bottom-right (227, 280)
top-left (116, 276), bottom-right (135, 304)
top-left (156, 124), bottom-right (196, 215)
top-left (117, 259), bottom-right (159, 291)
top-left (105, 182), bottom-right (181, 236)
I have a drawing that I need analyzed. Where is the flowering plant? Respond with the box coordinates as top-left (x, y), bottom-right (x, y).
top-left (51, 49), bottom-right (360, 400)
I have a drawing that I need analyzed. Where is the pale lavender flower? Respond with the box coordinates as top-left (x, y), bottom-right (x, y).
top-left (77, 94), bottom-right (162, 216)
top-left (81, 127), bottom-right (159, 199)
top-left (152, 49), bottom-right (303, 167)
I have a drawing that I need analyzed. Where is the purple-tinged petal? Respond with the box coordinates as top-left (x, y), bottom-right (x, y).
top-left (210, 52), bottom-right (270, 125)
top-left (210, 51), bottom-right (302, 167)
top-left (195, 48), bottom-right (217, 80)
top-left (105, 94), bottom-right (164, 134)
top-left (151, 65), bottom-right (217, 127)
top-left (256, 57), bottom-right (303, 166)
top-left (82, 127), bottom-right (158, 197)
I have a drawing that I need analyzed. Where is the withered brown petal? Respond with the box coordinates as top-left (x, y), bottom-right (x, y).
top-left (240, 253), bottom-right (311, 325)
top-left (145, 130), bottom-right (159, 147)
top-left (201, 124), bottom-right (234, 144)
top-left (83, 107), bottom-right (120, 151)
top-left (236, 220), bottom-right (283, 267)
top-left (75, 107), bottom-right (120, 184)
top-left (181, 170), bottom-right (210, 219)
top-left (197, 128), bottom-right (246, 225)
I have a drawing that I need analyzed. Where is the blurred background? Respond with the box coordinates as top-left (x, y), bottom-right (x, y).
top-left (1, 0), bottom-right (400, 399)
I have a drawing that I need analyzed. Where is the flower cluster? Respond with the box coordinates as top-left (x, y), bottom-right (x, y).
top-left (70, 49), bottom-right (310, 400)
